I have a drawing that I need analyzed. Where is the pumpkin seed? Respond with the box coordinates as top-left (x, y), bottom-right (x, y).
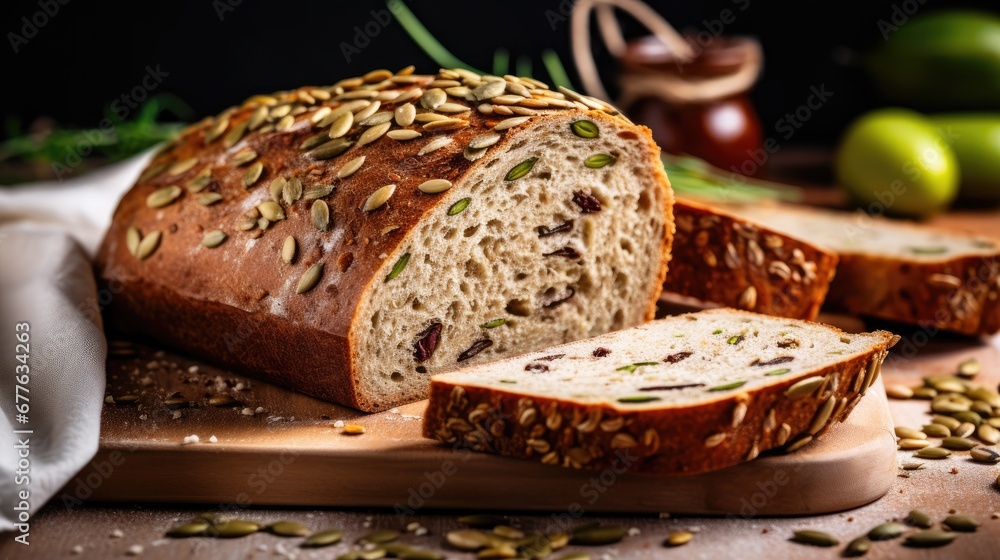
top-left (359, 111), bottom-right (394, 127)
top-left (328, 111), bottom-right (354, 139)
top-left (364, 184), bottom-right (396, 212)
top-left (954, 422), bottom-right (975, 438)
top-left (570, 526), bottom-right (627, 545)
top-left (311, 200), bottom-right (330, 232)
top-left (953, 410), bottom-right (982, 426)
top-left (810, 395), bottom-right (837, 434)
top-left (297, 262), bottom-right (324, 294)
top-left (942, 515), bottom-right (979, 532)
top-left (304, 183), bottom-right (335, 200)
top-left (146, 186), bottom-right (182, 208)
top-left (932, 415), bottom-right (961, 430)
top-left (491, 525), bottom-right (523, 540)
top-left (166, 521), bottom-right (209, 537)
top-left (423, 118), bottom-right (469, 131)
top-left (941, 436), bottom-right (977, 450)
top-left (269, 177), bottom-right (287, 202)
top-left (274, 114), bottom-right (295, 132)
top-left (446, 530), bottom-right (493, 550)
top-left (898, 438), bottom-right (930, 449)
top-left (663, 530), bottom-right (692, 547)
top-left (282, 178), bottom-right (303, 205)
top-left (267, 521), bottom-right (309, 537)
top-left (418, 179), bottom-right (452, 194)
top-left (448, 198), bottom-right (471, 215)
top-left (617, 395), bottom-right (662, 403)
top-left (198, 192), bottom-right (223, 206)
top-left (202, 230), bottom-right (227, 248)
top-left (204, 117), bottom-right (229, 144)
top-left (136, 231), bottom-right (161, 260)
top-left (790, 530), bottom-right (839, 547)
top-left (903, 530), bottom-right (957, 547)
top-left (571, 120), bottom-right (599, 138)
top-left (398, 550), bottom-right (444, 560)
top-left (914, 447), bottom-right (951, 458)
top-left (476, 545), bottom-right (516, 558)
top-left (906, 510), bottom-right (933, 528)
top-left (418, 136), bottom-right (453, 155)
top-left (187, 168), bottom-right (212, 192)
top-left (922, 423), bottom-right (951, 437)
top-left (357, 529), bottom-right (399, 545)
top-left (282, 236), bottom-right (296, 264)
top-left (385, 253), bottom-right (410, 282)
top-left (395, 103), bottom-right (416, 126)
top-left (168, 157), bottom-right (199, 176)
top-left (912, 387), bottom-right (938, 399)
top-left (708, 380), bottom-right (747, 391)
top-left (138, 161), bottom-right (168, 183)
top-left (786, 435), bottom-right (813, 452)
top-left (584, 154), bottom-right (616, 168)
top-left (764, 368), bottom-right (792, 376)
top-left (436, 102), bottom-right (469, 114)
top-left (473, 80), bottom-right (506, 100)
top-left (978, 423), bottom-right (1000, 444)
top-left (552, 554), bottom-right (590, 560)
top-left (494, 116), bottom-right (530, 131)
top-left (126, 227), bottom-right (141, 256)
top-left (302, 529), bottom-right (344, 547)
top-left (885, 384), bottom-right (914, 399)
top-left (505, 157), bottom-right (538, 181)
top-left (480, 319), bottom-right (506, 329)
top-left (785, 376), bottom-right (825, 399)
top-left (458, 514), bottom-right (507, 529)
top-left (957, 358), bottom-right (981, 378)
top-left (931, 394), bottom-right (971, 414)
top-left (843, 536), bottom-right (871, 556)
top-left (242, 162), bottom-right (264, 188)
top-left (901, 461), bottom-right (926, 470)
top-left (257, 202), bottom-right (285, 221)
top-left (464, 146), bottom-right (487, 161)
top-left (867, 522), bottom-right (906, 540)
top-left (211, 520), bottom-right (260, 538)
top-left (388, 129), bottom-right (422, 141)
top-left (421, 88), bottom-right (447, 109)
top-left (208, 395), bottom-right (236, 406)
top-left (971, 446), bottom-right (1000, 463)
top-left (309, 139), bottom-right (353, 159)
top-left (231, 149), bottom-right (257, 166)
top-left (223, 119), bottom-right (249, 148)
top-left (358, 122), bottom-right (391, 147)
top-left (469, 132), bottom-right (501, 149)
top-left (895, 427), bottom-right (927, 440)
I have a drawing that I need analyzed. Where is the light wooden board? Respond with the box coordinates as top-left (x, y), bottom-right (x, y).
top-left (88, 341), bottom-right (897, 515)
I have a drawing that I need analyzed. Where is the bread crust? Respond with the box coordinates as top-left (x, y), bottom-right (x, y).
top-left (664, 199), bottom-right (838, 320)
top-left (423, 312), bottom-right (895, 476)
top-left (96, 70), bottom-right (673, 410)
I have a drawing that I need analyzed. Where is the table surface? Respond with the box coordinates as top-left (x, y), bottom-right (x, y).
top-left (4, 152), bottom-right (1000, 559)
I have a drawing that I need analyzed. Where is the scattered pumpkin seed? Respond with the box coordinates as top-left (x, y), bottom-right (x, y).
top-left (505, 157), bottom-right (538, 181)
top-left (914, 447), bottom-right (951, 459)
top-left (957, 358), bottom-right (981, 378)
top-left (198, 192), bottom-right (223, 206)
top-left (126, 227), bottom-right (141, 256)
top-left (364, 184), bottom-right (396, 212)
top-left (932, 415), bottom-right (962, 430)
top-left (971, 447), bottom-right (1000, 463)
top-left (268, 521), bottom-right (310, 537)
top-left (168, 157), bottom-right (199, 176)
top-left (231, 149), bottom-right (257, 167)
top-left (843, 536), bottom-right (871, 557)
top-left (584, 154), bottom-right (616, 168)
top-left (242, 162), bottom-right (264, 188)
top-left (464, 146), bottom-right (487, 161)
top-left (281, 236), bottom-right (297, 264)
top-left (385, 253), bottom-right (410, 282)
top-left (418, 179), bottom-right (452, 194)
top-left (903, 530), bottom-right (957, 547)
top-left (388, 129), bottom-right (422, 141)
top-left (146, 186), bottom-right (182, 208)
top-left (448, 198), bottom-right (471, 215)
top-left (211, 520), bottom-right (261, 538)
top-left (297, 262), bottom-right (324, 294)
top-left (494, 116), bottom-right (530, 131)
top-left (304, 183), bottom-right (335, 200)
top-left (166, 521), bottom-right (210, 538)
top-left (343, 424), bottom-right (365, 435)
top-left (901, 461), bottom-right (926, 470)
top-left (282, 178), bottom-right (303, 205)
top-left (312, 200), bottom-right (330, 232)
top-left (446, 530), bottom-right (493, 551)
top-left (257, 201), bottom-right (285, 221)
top-left (943, 515), bottom-right (979, 532)
top-left (202, 230), bottom-right (227, 248)
top-left (480, 319), bottom-right (506, 329)
top-left (469, 132), bottom-right (501, 149)
top-left (418, 136), bottom-right (453, 155)
top-left (570, 526), bottom-right (627, 546)
top-left (978, 423), bottom-right (1000, 444)
top-left (785, 376), bottom-right (825, 399)
top-left (302, 529), bottom-right (344, 547)
top-left (906, 510), bottom-right (933, 528)
top-left (309, 139), bottom-right (354, 159)
top-left (867, 522), bottom-right (906, 540)
top-left (912, 387), bottom-right (938, 399)
top-left (358, 122), bottom-right (392, 147)
top-left (898, 438), bottom-right (930, 450)
top-left (138, 161), bottom-right (167, 183)
top-left (664, 530), bottom-right (692, 547)
top-left (571, 120), bottom-right (599, 138)
top-left (617, 395), bottom-right (662, 403)
top-left (895, 427), bottom-right (927, 440)
top-left (398, 550), bottom-right (444, 560)
top-left (709, 380), bottom-right (747, 391)
top-left (941, 436), bottom-right (977, 450)
top-left (136, 231), bottom-right (161, 260)
top-left (790, 530), bottom-right (839, 547)
top-left (764, 368), bottom-right (792, 376)
top-left (922, 423), bottom-right (951, 437)
top-left (357, 529), bottom-right (400, 545)
top-left (885, 384), bottom-right (914, 399)
top-left (395, 103), bottom-right (416, 126)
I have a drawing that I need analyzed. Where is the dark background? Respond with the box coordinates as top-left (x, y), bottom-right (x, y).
top-left (2, 0), bottom-right (998, 147)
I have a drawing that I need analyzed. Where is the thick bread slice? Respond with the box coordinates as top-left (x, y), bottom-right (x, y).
top-left (664, 199), bottom-right (838, 320)
top-left (729, 203), bottom-right (1000, 335)
top-left (96, 68), bottom-right (673, 411)
top-left (423, 308), bottom-right (896, 476)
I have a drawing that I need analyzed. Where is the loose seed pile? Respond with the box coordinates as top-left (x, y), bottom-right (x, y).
top-left (886, 358), bottom-right (1000, 468)
top-left (790, 510), bottom-right (980, 553)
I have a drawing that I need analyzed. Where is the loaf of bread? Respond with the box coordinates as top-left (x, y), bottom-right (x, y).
top-left (96, 67), bottom-right (674, 411)
top-left (664, 199), bottom-right (838, 320)
top-left (729, 203), bottom-right (1000, 335)
top-left (424, 308), bottom-right (896, 475)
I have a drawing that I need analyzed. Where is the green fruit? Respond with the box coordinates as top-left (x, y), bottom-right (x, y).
top-left (928, 114), bottom-right (1000, 201)
top-left (835, 109), bottom-right (958, 217)
top-left (867, 10), bottom-right (1000, 109)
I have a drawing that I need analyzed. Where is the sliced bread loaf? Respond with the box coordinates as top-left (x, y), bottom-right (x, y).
top-left (97, 67), bottom-right (674, 411)
top-left (664, 199), bottom-right (838, 320)
top-left (423, 308), bottom-right (896, 476)
top-left (729, 203), bottom-right (1000, 335)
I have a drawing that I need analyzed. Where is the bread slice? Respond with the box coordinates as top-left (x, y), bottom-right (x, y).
top-left (728, 203), bottom-right (1000, 335)
top-left (423, 308), bottom-right (896, 476)
top-left (664, 199), bottom-right (838, 320)
top-left (96, 67), bottom-right (673, 411)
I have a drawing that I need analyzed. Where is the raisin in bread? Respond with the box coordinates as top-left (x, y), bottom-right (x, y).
top-left (423, 308), bottom-right (896, 476)
top-left (96, 67), bottom-right (674, 411)
top-left (664, 198), bottom-right (839, 320)
top-left (728, 203), bottom-right (1000, 335)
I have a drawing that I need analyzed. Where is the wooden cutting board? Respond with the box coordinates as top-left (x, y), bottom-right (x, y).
top-left (85, 338), bottom-right (897, 516)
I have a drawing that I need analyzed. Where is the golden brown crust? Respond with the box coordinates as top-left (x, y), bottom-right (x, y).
top-left (422, 332), bottom-right (894, 476)
top-left (96, 68), bottom-right (672, 409)
top-left (664, 199), bottom-right (839, 320)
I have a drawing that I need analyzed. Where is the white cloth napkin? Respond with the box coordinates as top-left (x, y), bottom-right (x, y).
top-left (0, 152), bottom-right (151, 531)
